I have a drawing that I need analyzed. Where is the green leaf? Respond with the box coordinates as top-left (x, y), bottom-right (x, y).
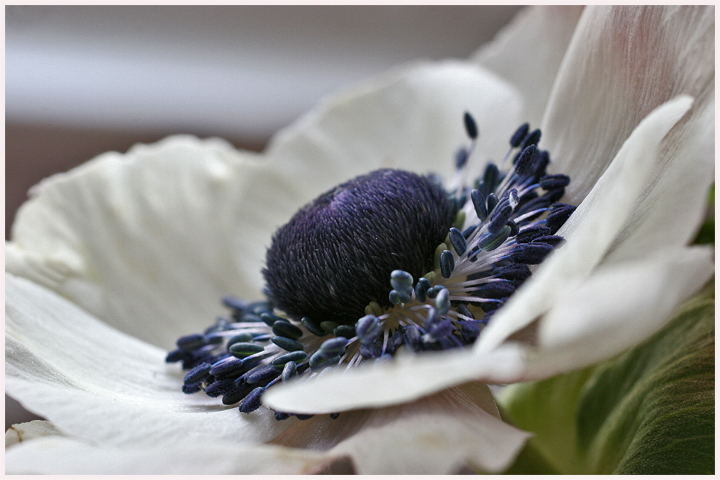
top-left (693, 184), bottom-right (714, 245)
top-left (501, 284), bottom-right (714, 474)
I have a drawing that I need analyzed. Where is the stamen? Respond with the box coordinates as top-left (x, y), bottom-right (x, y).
top-left (166, 115), bottom-right (577, 419)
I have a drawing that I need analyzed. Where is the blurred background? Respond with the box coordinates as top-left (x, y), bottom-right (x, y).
top-left (6, 5), bottom-right (521, 425)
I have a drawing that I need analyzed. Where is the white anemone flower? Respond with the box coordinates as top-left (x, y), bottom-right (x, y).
top-left (6, 5), bottom-right (714, 475)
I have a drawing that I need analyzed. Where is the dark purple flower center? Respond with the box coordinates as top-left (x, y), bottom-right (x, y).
top-left (263, 168), bottom-right (456, 325)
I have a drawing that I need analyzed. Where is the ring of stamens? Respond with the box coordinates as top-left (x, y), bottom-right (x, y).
top-left (166, 113), bottom-right (576, 419)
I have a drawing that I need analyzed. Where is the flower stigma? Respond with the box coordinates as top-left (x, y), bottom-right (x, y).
top-left (166, 113), bottom-right (576, 419)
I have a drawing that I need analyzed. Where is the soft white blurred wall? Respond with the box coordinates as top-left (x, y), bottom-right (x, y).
top-left (7, 5), bottom-right (521, 140)
top-left (6, 5), bottom-right (522, 428)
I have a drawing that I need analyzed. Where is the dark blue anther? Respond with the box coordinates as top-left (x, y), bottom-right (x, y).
top-left (204, 333), bottom-right (224, 345)
top-left (457, 303), bottom-right (475, 319)
top-left (227, 333), bottom-right (254, 346)
top-left (183, 362), bottom-right (212, 384)
top-left (440, 250), bottom-right (454, 278)
top-left (334, 324), bottom-right (356, 338)
top-left (506, 220), bottom-right (519, 236)
top-left (486, 193), bottom-right (499, 213)
top-left (204, 379), bottom-right (235, 397)
top-left (182, 382), bottom-right (202, 394)
top-left (471, 189), bottom-right (488, 220)
top-left (455, 147), bottom-right (469, 170)
top-left (492, 264), bottom-right (532, 283)
top-left (229, 342), bottom-right (264, 358)
top-left (238, 387), bottom-right (265, 413)
top-left (472, 280), bottom-right (516, 298)
top-left (448, 227), bottom-right (467, 256)
top-left (301, 317), bottom-right (325, 337)
top-left (510, 123), bottom-right (530, 147)
top-left (356, 314), bottom-right (382, 341)
top-left (295, 414), bottom-right (314, 420)
top-left (477, 225), bottom-right (511, 251)
top-left (275, 412), bottom-right (290, 420)
top-left (511, 243), bottom-right (555, 264)
top-left (487, 201), bottom-right (513, 234)
top-left (320, 337), bottom-right (348, 354)
top-left (515, 225), bottom-right (552, 243)
top-left (540, 174), bottom-right (570, 190)
top-left (532, 235), bottom-right (565, 247)
top-left (463, 224), bottom-right (478, 238)
top-left (435, 288), bottom-right (450, 315)
top-left (403, 325), bottom-right (422, 350)
top-left (543, 188), bottom-right (566, 203)
top-left (222, 296), bottom-right (247, 312)
top-left (463, 111), bottom-right (478, 140)
top-left (210, 357), bottom-right (246, 378)
top-left (176, 334), bottom-right (205, 351)
top-left (241, 313), bottom-right (263, 323)
top-left (515, 145), bottom-right (537, 176)
top-left (165, 349), bottom-right (188, 363)
top-left (389, 289), bottom-right (411, 304)
top-left (546, 204), bottom-right (576, 233)
top-left (534, 150), bottom-right (551, 177)
top-left (522, 128), bottom-right (541, 149)
top-left (426, 285), bottom-right (443, 299)
top-left (246, 365), bottom-right (280, 385)
top-left (281, 361), bottom-right (297, 382)
top-left (272, 320), bottom-right (303, 340)
top-left (261, 312), bottom-right (284, 327)
top-left (428, 317), bottom-right (454, 340)
top-left (271, 336), bottom-right (305, 352)
top-left (479, 299), bottom-right (505, 311)
top-left (390, 270), bottom-right (414, 290)
top-left (247, 301), bottom-right (273, 315)
top-left (271, 351), bottom-right (308, 366)
top-left (222, 383), bottom-right (253, 405)
top-left (310, 350), bottom-right (340, 370)
top-left (414, 278), bottom-right (431, 302)
top-left (483, 163), bottom-right (500, 190)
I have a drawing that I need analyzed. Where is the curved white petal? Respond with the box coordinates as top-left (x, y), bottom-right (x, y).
top-left (266, 60), bottom-right (523, 204)
top-left (472, 6), bottom-right (584, 125)
top-left (5, 420), bottom-right (61, 448)
top-left (543, 6), bottom-right (713, 205)
top-left (523, 246), bottom-right (714, 379)
top-left (328, 384), bottom-right (528, 474)
top-left (7, 136), bottom-right (303, 347)
top-left (6, 274), bottom-right (291, 447)
top-left (475, 95), bottom-right (693, 352)
top-left (271, 383), bottom-right (526, 474)
top-left (5, 436), bottom-right (337, 474)
top-left (263, 344), bottom-right (525, 414)
top-left (607, 97), bottom-right (714, 264)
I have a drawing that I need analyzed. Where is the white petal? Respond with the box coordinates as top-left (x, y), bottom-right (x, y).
top-left (606, 97), bottom-right (714, 263)
top-left (266, 60), bottom-right (523, 203)
top-left (271, 383), bottom-right (526, 474)
top-left (472, 6), bottom-right (584, 125)
top-left (5, 420), bottom-right (61, 448)
top-left (6, 274), bottom-right (291, 447)
top-left (543, 5), bottom-right (713, 205)
top-left (263, 344), bottom-right (525, 414)
top-left (328, 384), bottom-right (529, 474)
top-left (7, 136), bottom-right (302, 347)
top-left (474, 95), bottom-right (693, 352)
top-left (524, 246), bottom-right (714, 379)
top-left (6, 436), bottom-right (337, 474)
